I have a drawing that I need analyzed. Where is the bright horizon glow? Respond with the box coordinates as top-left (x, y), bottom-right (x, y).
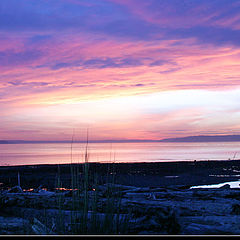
top-left (1, 0), bottom-right (240, 141)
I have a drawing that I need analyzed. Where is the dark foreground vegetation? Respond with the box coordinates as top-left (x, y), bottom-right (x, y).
top-left (1, 160), bottom-right (240, 235)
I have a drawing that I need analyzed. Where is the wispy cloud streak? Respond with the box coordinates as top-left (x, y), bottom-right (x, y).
top-left (0, 0), bottom-right (240, 140)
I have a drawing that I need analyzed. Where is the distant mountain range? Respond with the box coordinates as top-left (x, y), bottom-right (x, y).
top-left (161, 135), bottom-right (240, 142)
top-left (1, 135), bottom-right (240, 143)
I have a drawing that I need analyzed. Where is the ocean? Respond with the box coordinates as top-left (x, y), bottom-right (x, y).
top-left (0, 141), bottom-right (239, 166)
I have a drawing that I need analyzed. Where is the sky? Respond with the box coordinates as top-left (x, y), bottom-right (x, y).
top-left (1, 0), bottom-right (240, 141)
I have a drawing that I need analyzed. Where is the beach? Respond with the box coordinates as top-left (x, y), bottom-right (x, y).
top-left (1, 160), bottom-right (240, 189)
top-left (0, 160), bottom-right (240, 235)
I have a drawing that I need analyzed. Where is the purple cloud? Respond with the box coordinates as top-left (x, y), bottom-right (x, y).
top-left (0, 49), bottom-right (43, 66)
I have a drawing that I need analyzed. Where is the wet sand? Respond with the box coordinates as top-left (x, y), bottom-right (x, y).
top-left (0, 159), bottom-right (240, 190)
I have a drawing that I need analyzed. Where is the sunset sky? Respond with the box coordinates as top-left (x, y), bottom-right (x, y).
top-left (1, 0), bottom-right (240, 141)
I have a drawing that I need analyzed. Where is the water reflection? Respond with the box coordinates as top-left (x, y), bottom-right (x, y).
top-left (191, 180), bottom-right (240, 189)
top-left (0, 142), bottom-right (240, 166)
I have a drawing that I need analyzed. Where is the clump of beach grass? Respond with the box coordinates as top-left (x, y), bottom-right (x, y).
top-left (53, 133), bottom-right (131, 235)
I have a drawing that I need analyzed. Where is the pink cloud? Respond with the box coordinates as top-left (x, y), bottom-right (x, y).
top-left (1, 0), bottom-right (240, 141)
top-left (1, 32), bottom-right (240, 110)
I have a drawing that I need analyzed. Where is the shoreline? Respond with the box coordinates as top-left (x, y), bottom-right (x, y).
top-left (1, 159), bottom-right (240, 234)
top-left (1, 158), bottom-right (239, 167)
top-left (1, 159), bottom-right (240, 189)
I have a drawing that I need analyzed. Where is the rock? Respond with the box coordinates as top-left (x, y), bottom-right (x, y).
top-left (192, 190), bottom-right (215, 200)
top-left (8, 186), bottom-right (23, 193)
top-left (1, 179), bottom-right (240, 235)
top-left (183, 222), bottom-right (231, 235)
top-left (231, 204), bottom-right (240, 215)
top-left (225, 192), bottom-right (240, 200)
top-left (125, 192), bottom-right (148, 198)
top-left (146, 193), bottom-right (156, 200)
top-left (0, 190), bottom-right (8, 194)
top-left (128, 207), bottom-right (180, 234)
top-left (179, 207), bottom-right (198, 217)
top-left (180, 215), bottom-right (240, 235)
top-left (0, 216), bottom-right (30, 234)
top-left (62, 190), bottom-right (72, 197)
top-left (177, 185), bottom-right (191, 190)
top-left (33, 185), bottom-right (43, 193)
top-left (2, 196), bottom-right (18, 207)
top-left (37, 189), bottom-right (55, 195)
top-left (103, 183), bottom-right (137, 191)
top-left (219, 184), bottom-right (231, 189)
top-left (31, 217), bottom-right (55, 235)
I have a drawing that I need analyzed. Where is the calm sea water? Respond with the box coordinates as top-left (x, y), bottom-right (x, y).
top-left (0, 142), bottom-right (239, 166)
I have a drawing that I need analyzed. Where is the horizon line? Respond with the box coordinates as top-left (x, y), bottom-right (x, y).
top-left (2, 134), bottom-right (240, 143)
